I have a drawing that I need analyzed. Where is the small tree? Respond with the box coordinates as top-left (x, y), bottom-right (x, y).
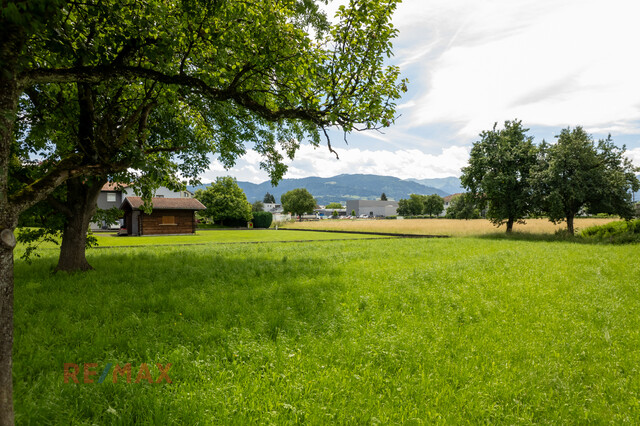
top-left (461, 120), bottom-right (537, 232)
top-left (326, 202), bottom-right (342, 209)
top-left (533, 128), bottom-right (640, 234)
top-left (446, 193), bottom-right (481, 219)
top-left (423, 194), bottom-right (444, 217)
top-left (281, 188), bottom-right (316, 220)
top-left (263, 193), bottom-right (276, 204)
top-left (351, 209), bottom-right (356, 217)
top-left (332, 210), bottom-right (339, 218)
top-left (252, 201), bottom-right (265, 212)
top-left (381, 193), bottom-right (388, 201)
top-left (195, 177), bottom-right (252, 226)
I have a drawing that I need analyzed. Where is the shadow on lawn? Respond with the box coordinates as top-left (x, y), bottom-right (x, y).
top-left (476, 230), bottom-right (631, 245)
top-left (14, 245), bottom-right (347, 358)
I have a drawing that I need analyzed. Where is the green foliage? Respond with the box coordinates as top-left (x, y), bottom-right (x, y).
top-left (381, 192), bottom-right (387, 201)
top-left (93, 207), bottom-right (123, 229)
top-left (194, 177), bottom-right (252, 226)
top-left (423, 194), bottom-right (444, 217)
top-left (12, 237), bottom-right (640, 423)
top-left (251, 212), bottom-right (273, 229)
top-left (325, 202), bottom-right (342, 209)
top-left (581, 219), bottom-right (640, 243)
top-left (351, 209), bottom-right (356, 217)
top-left (332, 210), bottom-right (339, 218)
top-left (461, 120), bottom-right (538, 232)
top-left (280, 188), bottom-right (316, 217)
top-left (263, 193), bottom-right (276, 204)
top-left (533, 128), bottom-right (640, 234)
top-left (446, 193), bottom-right (481, 219)
top-left (252, 201), bottom-right (265, 213)
top-left (397, 194), bottom-right (426, 216)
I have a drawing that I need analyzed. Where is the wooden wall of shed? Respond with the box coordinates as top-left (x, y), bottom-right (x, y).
top-left (139, 209), bottom-right (196, 235)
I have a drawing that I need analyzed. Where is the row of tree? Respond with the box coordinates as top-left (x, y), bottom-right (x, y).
top-left (195, 178), bottom-right (318, 224)
top-left (397, 194), bottom-right (445, 217)
top-left (462, 121), bottom-right (640, 233)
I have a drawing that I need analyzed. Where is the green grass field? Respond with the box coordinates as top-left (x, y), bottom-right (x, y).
top-left (13, 236), bottom-right (640, 423)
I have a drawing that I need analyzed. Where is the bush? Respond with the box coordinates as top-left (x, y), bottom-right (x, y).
top-left (580, 219), bottom-right (640, 244)
top-left (252, 211), bottom-right (273, 228)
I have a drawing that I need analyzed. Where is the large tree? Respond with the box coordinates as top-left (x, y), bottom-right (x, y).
top-left (281, 188), bottom-right (316, 219)
top-left (0, 0), bottom-right (406, 421)
top-left (533, 127), bottom-right (640, 234)
top-left (461, 120), bottom-right (538, 232)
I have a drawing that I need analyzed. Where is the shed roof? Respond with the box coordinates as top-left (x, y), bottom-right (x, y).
top-left (121, 197), bottom-right (205, 211)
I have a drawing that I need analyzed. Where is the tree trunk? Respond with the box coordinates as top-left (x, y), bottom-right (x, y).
top-left (506, 217), bottom-right (514, 233)
top-left (55, 177), bottom-right (106, 272)
top-left (0, 33), bottom-right (21, 426)
top-left (566, 213), bottom-right (575, 235)
top-left (0, 237), bottom-right (15, 426)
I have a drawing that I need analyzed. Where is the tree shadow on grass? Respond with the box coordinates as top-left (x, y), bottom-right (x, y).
top-left (476, 230), bottom-right (638, 245)
top-left (13, 243), bottom-right (348, 368)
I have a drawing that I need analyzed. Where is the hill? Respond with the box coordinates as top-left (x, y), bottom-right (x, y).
top-left (189, 174), bottom-right (449, 204)
top-left (407, 177), bottom-right (464, 195)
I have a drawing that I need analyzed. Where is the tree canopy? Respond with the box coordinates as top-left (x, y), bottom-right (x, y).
top-left (445, 193), bottom-right (481, 220)
top-left (263, 192), bottom-right (276, 204)
top-left (194, 177), bottom-right (252, 226)
top-left (461, 120), bottom-right (537, 232)
top-left (281, 188), bottom-right (316, 218)
top-left (533, 127), bottom-right (639, 234)
top-left (325, 202), bottom-right (343, 209)
top-left (423, 194), bottom-right (444, 217)
top-left (397, 194), bottom-right (426, 216)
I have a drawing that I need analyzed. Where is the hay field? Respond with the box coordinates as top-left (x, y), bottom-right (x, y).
top-left (280, 217), bottom-right (621, 237)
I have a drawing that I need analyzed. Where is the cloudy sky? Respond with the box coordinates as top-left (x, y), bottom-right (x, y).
top-left (202, 0), bottom-right (640, 183)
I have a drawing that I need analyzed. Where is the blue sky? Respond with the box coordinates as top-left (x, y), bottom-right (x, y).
top-left (201, 0), bottom-right (640, 183)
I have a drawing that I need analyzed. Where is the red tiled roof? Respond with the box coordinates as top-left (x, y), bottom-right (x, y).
top-left (121, 197), bottom-right (205, 211)
top-left (443, 193), bottom-right (463, 202)
top-left (102, 182), bottom-right (129, 191)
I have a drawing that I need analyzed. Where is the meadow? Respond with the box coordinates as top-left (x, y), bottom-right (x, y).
top-left (12, 230), bottom-right (640, 424)
top-left (280, 217), bottom-right (620, 237)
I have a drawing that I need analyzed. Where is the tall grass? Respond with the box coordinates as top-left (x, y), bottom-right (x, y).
top-left (13, 237), bottom-right (640, 423)
top-left (282, 218), bottom-right (621, 237)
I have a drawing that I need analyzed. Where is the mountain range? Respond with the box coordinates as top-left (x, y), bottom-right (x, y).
top-left (189, 174), bottom-right (463, 204)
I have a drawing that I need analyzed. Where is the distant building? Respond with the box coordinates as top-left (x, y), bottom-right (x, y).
top-left (315, 208), bottom-right (347, 218)
top-left (442, 193), bottom-right (463, 215)
top-left (261, 203), bottom-right (291, 222)
top-left (346, 200), bottom-right (399, 217)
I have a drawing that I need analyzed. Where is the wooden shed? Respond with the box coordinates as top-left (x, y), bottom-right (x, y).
top-left (120, 197), bottom-right (205, 236)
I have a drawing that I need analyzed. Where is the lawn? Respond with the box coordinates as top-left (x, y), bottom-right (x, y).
top-left (13, 236), bottom-right (640, 423)
top-left (281, 217), bottom-right (621, 237)
top-left (16, 229), bottom-right (392, 254)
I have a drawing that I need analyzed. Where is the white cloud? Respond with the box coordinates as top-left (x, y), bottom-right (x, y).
top-left (396, 0), bottom-right (640, 137)
top-left (200, 144), bottom-right (470, 184)
top-left (626, 148), bottom-right (640, 168)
